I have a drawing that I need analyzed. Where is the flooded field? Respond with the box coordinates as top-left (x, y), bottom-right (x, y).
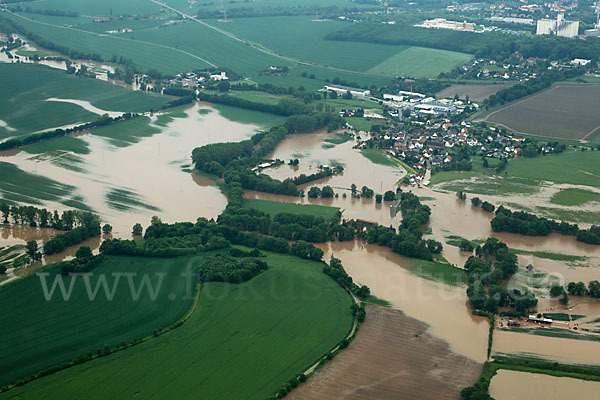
top-left (289, 304), bottom-right (482, 400)
top-left (492, 328), bottom-right (600, 365)
top-left (317, 241), bottom-right (489, 362)
top-left (0, 103), bottom-right (261, 236)
top-left (489, 369), bottom-right (600, 400)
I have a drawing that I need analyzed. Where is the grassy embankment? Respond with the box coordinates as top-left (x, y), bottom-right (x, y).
top-left (0, 252), bottom-right (353, 400)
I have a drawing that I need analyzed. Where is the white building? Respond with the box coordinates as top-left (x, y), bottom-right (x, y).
top-left (210, 72), bottom-right (228, 81)
top-left (418, 18), bottom-right (476, 32)
top-left (322, 85), bottom-right (370, 98)
top-left (536, 14), bottom-right (579, 38)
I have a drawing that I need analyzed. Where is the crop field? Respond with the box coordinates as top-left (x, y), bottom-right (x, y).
top-left (242, 198), bottom-right (340, 219)
top-left (214, 16), bottom-right (472, 78)
top-left (0, 255), bottom-right (202, 387)
top-left (0, 64), bottom-right (169, 139)
top-left (288, 305), bottom-right (481, 399)
top-left (0, 252), bottom-right (353, 400)
top-left (436, 83), bottom-right (515, 102)
top-left (367, 46), bottom-right (472, 78)
top-left (477, 84), bottom-right (600, 142)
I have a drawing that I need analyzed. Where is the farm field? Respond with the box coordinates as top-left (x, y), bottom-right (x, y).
top-left (242, 198), bottom-right (340, 219)
top-left (0, 63), bottom-right (169, 139)
top-left (477, 83), bottom-right (600, 142)
top-left (551, 188), bottom-right (600, 206)
top-left (0, 252), bottom-right (353, 400)
top-left (214, 16), bottom-right (472, 78)
top-left (288, 304), bottom-right (481, 399)
top-left (436, 82), bottom-right (515, 102)
top-left (367, 46), bottom-right (472, 78)
top-left (0, 255), bottom-right (201, 387)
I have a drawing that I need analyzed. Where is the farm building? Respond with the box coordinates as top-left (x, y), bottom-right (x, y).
top-left (527, 315), bottom-right (553, 325)
top-left (322, 85), bottom-right (370, 99)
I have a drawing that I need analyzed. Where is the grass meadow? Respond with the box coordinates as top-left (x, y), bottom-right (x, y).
top-left (0, 255), bottom-right (202, 387)
top-left (0, 252), bottom-right (353, 400)
top-left (242, 198), bottom-right (340, 219)
top-left (550, 188), bottom-right (600, 206)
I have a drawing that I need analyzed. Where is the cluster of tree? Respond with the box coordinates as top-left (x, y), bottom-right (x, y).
top-left (549, 284), bottom-right (569, 305)
top-left (0, 203), bottom-right (99, 231)
top-left (435, 158), bottom-right (472, 172)
top-left (307, 185), bottom-right (335, 198)
top-left (360, 223), bottom-right (439, 261)
top-left (101, 220), bottom-right (231, 257)
top-left (566, 280), bottom-right (600, 298)
top-left (471, 197), bottom-right (495, 213)
top-left (291, 167), bottom-right (342, 186)
top-left (163, 87), bottom-right (195, 97)
top-left (465, 238), bottom-right (535, 315)
top-left (59, 250), bottom-right (106, 275)
top-left (197, 254), bottom-right (268, 283)
top-left (225, 168), bottom-right (299, 197)
top-left (197, 91), bottom-right (312, 117)
top-left (323, 256), bottom-right (370, 298)
top-left (195, 4), bottom-right (376, 20)
top-left (521, 140), bottom-right (567, 158)
top-left (283, 112), bottom-right (344, 134)
top-left (219, 206), bottom-right (340, 244)
top-left (485, 68), bottom-right (585, 107)
top-left (490, 206), bottom-right (598, 244)
top-left (43, 216), bottom-right (101, 255)
top-left (398, 192), bottom-right (431, 225)
top-left (0, 113), bottom-right (136, 151)
top-left (456, 191), bottom-right (467, 201)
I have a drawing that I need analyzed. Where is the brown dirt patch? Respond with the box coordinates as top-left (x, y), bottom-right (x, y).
top-left (289, 304), bottom-right (482, 400)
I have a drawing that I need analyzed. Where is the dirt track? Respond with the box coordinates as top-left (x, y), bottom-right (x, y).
top-left (289, 304), bottom-right (482, 400)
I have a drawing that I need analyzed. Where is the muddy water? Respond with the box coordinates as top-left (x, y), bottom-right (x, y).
top-left (0, 103), bottom-right (260, 236)
top-left (317, 241), bottom-right (489, 363)
top-left (493, 329), bottom-right (600, 365)
top-left (489, 369), bottom-right (600, 399)
top-left (264, 131), bottom-right (406, 194)
top-left (45, 98), bottom-right (124, 118)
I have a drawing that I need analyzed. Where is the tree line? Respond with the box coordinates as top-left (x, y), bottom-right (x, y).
top-left (491, 205), bottom-right (599, 244)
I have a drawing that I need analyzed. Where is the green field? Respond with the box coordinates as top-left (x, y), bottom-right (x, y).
top-left (0, 252), bottom-right (353, 399)
top-left (211, 104), bottom-right (287, 127)
top-left (361, 149), bottom-right (398, 167)
top-left (0, 63), bottom-right (169, 139)
top-left (0, 255), bottom-right (201, 387)
top-left (367, 46), bottom-right (472, 78)
top-left (506, 151), bottom-right (600, 189)
top-left (394, 254), bottom-right (466, 286)
top-left (242, 198), bottom-right (340, 219)
top-left (214, 16), bottom-right (472, 78)
top-left (550, 188), bottom-right (600, 206)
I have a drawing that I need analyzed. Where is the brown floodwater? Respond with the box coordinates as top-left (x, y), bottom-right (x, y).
top-left (264, 131), bottom-right (406, 194)
top-left (489, 369), bottom-right (600, 400)
top-left (492, 329), bottom-right (600, 365)
top-left (0, 103), bottom-right (259, 237)
top-left (317, 241), bottom-right (489, 363)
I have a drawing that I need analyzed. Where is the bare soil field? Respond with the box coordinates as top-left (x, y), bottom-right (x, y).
top-left (476, 83), bottom-right (600, 142)
top-left (437, 83), bottom-right (514, 102)
top-left (289, 305), bottom-right (482, 400)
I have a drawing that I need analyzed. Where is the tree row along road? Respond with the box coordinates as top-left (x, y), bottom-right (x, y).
top-left (3, 9), bottom-right (218, 68)
top-left (150, 0), bottom-right (397, 78)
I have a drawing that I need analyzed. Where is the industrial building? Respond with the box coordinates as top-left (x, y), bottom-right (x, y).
top-left (322, 85), bottom-right (370, 98)
top-left (536, 13), bottom-right (579, 38)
